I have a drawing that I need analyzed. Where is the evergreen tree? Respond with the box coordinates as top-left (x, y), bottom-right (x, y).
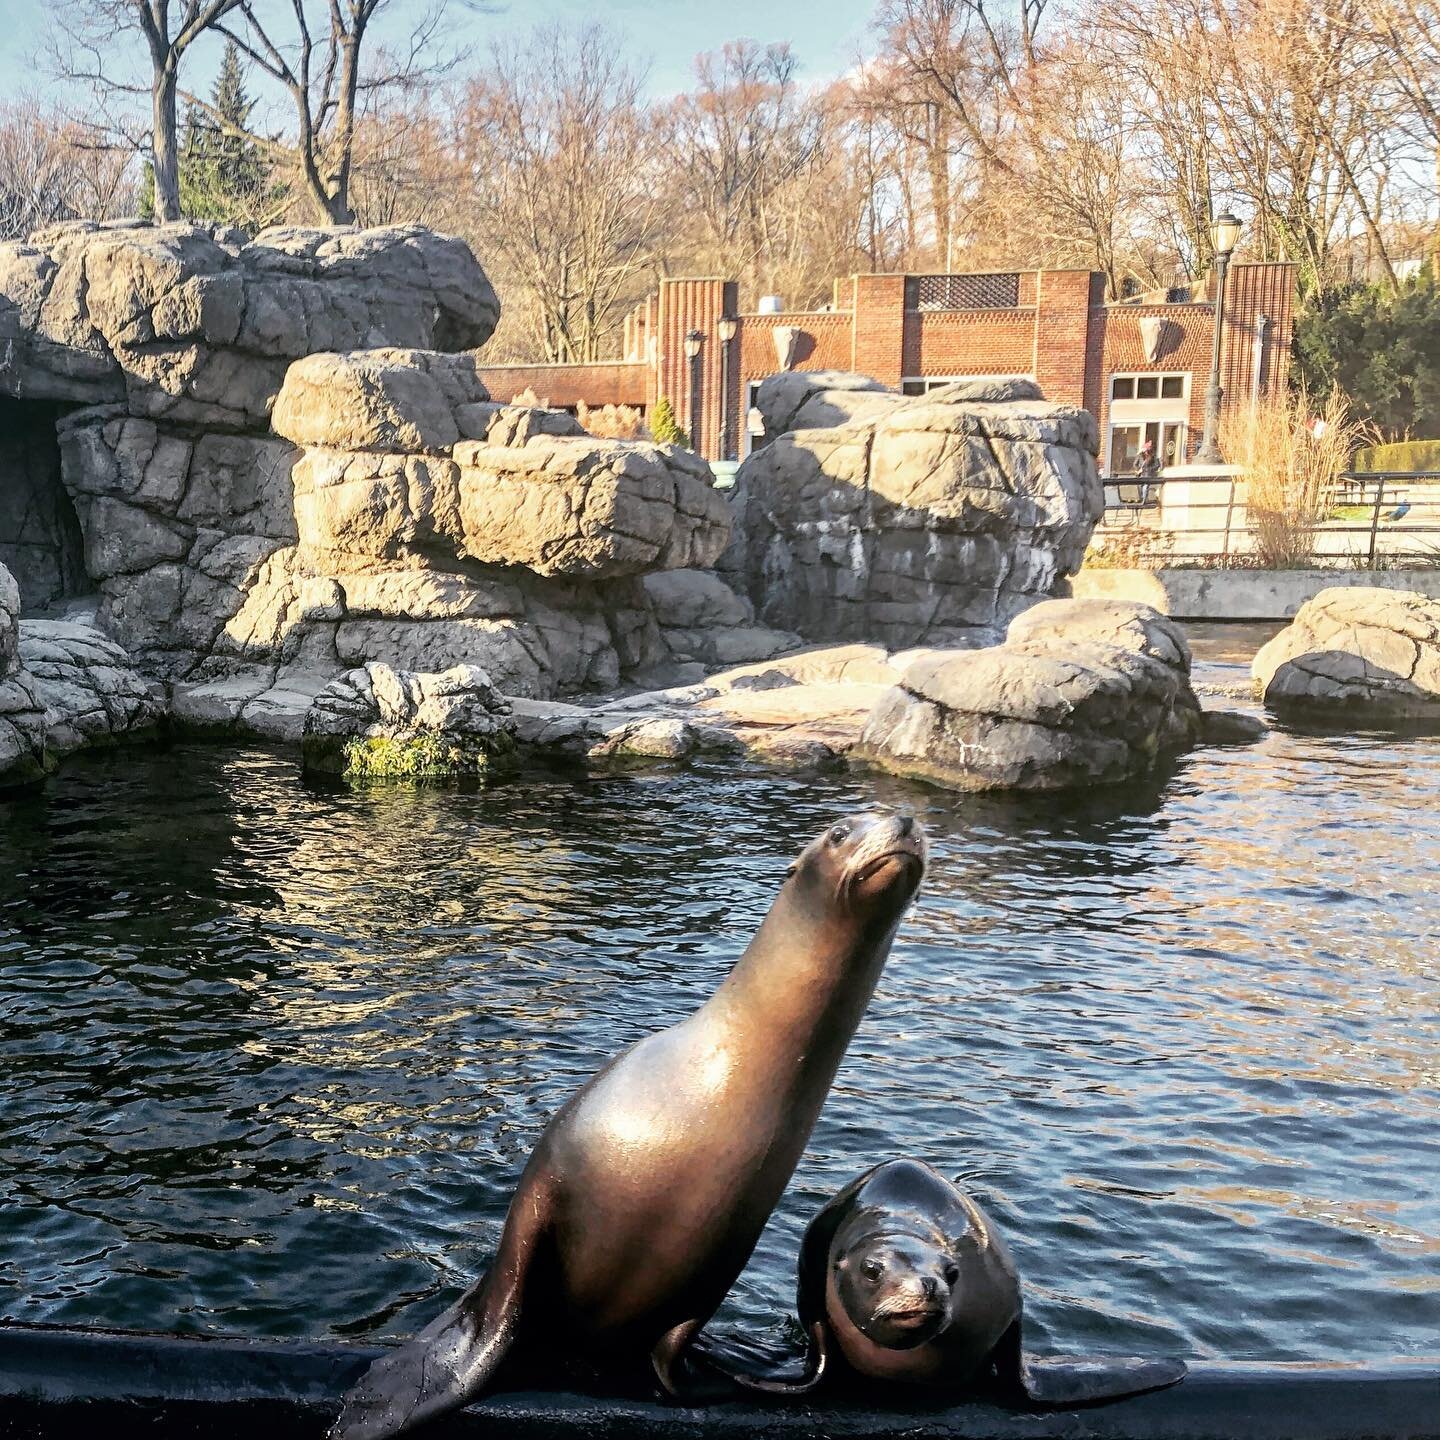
top-left (650, 396), bottom-right (691, 449)
top-left (1293, 276), bottom-right (1440, 443)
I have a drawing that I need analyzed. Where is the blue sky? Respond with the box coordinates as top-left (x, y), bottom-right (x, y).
top-left (0, 0), bottom-right (877, 107)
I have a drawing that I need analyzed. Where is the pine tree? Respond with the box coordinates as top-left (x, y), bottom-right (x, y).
top-left (169, 41), bottom-right (275, 231)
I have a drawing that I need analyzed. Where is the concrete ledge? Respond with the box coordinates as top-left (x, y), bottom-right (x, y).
top-left (1073, 568), bottom-right (1440, 620)
top-left (1, 1325), bottom-right (1437, 1440)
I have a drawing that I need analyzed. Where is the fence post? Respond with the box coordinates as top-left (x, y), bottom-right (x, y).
top-left (1222, 476), bottom-right (1235, 558)
top-left (1367, 475), bottom-right (1386, 569)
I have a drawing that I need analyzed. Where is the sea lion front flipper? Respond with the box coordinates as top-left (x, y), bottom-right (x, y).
top-left (991, 1321), bottom-right (1188, 1408)
top-left (723, 1319), bottom-right (830, 1397)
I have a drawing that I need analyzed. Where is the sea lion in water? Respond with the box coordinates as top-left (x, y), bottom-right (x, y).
top-left (332, 812), bottom-right (928, 1440)
top-left (749, 1159), bottom-right (1185, 1405)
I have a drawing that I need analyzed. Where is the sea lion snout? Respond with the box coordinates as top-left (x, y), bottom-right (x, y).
top-left (842, 812), bottom-right (928, 906)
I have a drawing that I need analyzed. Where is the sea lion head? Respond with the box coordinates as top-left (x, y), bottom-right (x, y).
top-left (788, 811), bottom-right (927, 921)
top-left (833, 1224), bottom-right (958, 1350)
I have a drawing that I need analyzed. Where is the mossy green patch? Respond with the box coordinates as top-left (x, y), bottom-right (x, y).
top-left (303, 728), bottom-right (518, 782)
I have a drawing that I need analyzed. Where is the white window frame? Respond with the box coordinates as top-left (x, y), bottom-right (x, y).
top-left (1106, 372), bottom-right (1190, 476)
top-left (900, 372), bottom-right (1035, 396)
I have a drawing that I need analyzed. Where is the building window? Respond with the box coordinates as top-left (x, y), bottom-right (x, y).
top-left (900, 374), bottom-right (1034, 396)
top-left (1108, 420), bottom-right (1188, 475)
top-left (1106, 371), bottom-right (1190, 474)
top-left (1111, 373), bottom-right (1186, 401)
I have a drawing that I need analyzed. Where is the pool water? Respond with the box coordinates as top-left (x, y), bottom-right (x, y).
top-left (1, 678), bottom-right (1437, 1367)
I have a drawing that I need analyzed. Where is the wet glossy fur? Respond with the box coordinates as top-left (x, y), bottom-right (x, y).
top-left (331, 813), bottom-right (927, 1440)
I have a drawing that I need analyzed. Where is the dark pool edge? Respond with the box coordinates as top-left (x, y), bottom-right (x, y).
top-left (1, 1325), bottom-right (1437, 1440)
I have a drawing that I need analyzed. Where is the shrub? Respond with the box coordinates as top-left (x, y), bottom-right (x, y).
top-left (1220, 390), bottom-right (1372, 568)
top-left (510, 386), bottom-right (550, 408)
top-left (649, 396), bottom-right (690, 449)
top-left (1353, 438), bottom-right (1440, 474)
top-left (577, 401), bottom-right (648, 440)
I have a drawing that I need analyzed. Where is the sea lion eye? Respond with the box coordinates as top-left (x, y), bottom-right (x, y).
top-left (828, 824), bottom-right (851, 846)
top-left (861, 1257), bottom-right (883, 1281)
top-left (944, 1263), bottom-right (960, 1286)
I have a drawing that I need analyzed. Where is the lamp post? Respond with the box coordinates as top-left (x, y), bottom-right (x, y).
top-left (1194, 210), bottom-right (1243, 464)
top-left (716, 315), bottom-right (737, 460)
top-left (683, 329), bottom-right (704, 456)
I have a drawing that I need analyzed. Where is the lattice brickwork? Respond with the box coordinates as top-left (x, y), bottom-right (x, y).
top-left (905, 273), bottom-right (1022, 311)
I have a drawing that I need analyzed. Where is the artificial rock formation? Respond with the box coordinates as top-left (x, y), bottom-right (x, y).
top-left (0, 562), bottom-right (47, 789)
top-left (856, 599), bottom-right (1204, 791)
top-left (0, 220), bottom-right (498, 418)
top-left (642, 568), bottom-right (799, 669)
top-left (18, 616), bottom-right (161, 756)
top-left (1, 221), bottom-right (747, 745)
top-left (302, 662), bottom-right (518, 779)
top-left (1252, 587), bottom-right (1440, 719)
top-left (724, 375), bottom-right (1103, 650)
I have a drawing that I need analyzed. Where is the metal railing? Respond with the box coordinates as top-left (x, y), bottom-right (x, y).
top-left (1095, 469), bottom-right (1440, 567)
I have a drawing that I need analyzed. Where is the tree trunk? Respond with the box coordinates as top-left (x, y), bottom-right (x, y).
top-left (151, 60), bottom-right (183, 222)
top-left (1434, 146), bottom-right (1440, 282)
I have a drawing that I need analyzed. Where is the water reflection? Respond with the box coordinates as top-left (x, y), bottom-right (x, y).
top-left (0, 723), bottom-right (1436, 1365)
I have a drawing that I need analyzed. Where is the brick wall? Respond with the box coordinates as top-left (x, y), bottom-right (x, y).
top-left (482, 261), bottom-right (1297, 465)
top-left (850, 275), bottom-right (907, 387)
top-left (477, 361), bottom-right (648, 411)
top-left (1033, 270), bottom-right (1096, 408)
top-left (905, 308), bottom-right (1037, 378)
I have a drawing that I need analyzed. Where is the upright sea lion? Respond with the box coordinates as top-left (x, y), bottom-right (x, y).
top-left (332, 812), bottom-right (928, 1440)
top-left (751, 1159), bottom-right (1186, 1405)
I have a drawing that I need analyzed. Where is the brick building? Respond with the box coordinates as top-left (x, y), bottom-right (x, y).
top-left (479, 263), bottom-right (1296, 476)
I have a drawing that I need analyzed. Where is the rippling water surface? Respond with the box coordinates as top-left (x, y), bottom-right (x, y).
top-left (1, 662), bottom-right (1437, 1365)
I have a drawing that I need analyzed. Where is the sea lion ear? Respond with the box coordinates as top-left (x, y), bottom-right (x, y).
top-left (784, 861), bottom-right (799, 880)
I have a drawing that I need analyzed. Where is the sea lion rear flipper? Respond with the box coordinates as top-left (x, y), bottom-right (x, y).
top-left (992, 1320), bottom-right (1187, 1408)
top-left (331, 1262), bottom-right (526, 1440)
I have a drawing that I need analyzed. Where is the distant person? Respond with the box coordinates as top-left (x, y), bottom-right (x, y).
top-left (1135, 439), bottom-right (1160, 502)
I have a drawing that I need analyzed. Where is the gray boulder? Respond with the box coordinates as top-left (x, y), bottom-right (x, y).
top-left (725, 377), bottom-right (1102, 650)
top-left (302, 661), bottom-right (518, 778)
top-left (1, 221), bottom-right (498, 418)
top-left (642, 568), bottom-right (800, 667)
top-left (753, 370), bottom-right (902, 443)
top-left (19, 616), bottom-right (162, 755)
top-left (0, 563), bottom-right (48, 789)
top-left (1252, 587), bottom-right (1440, 719)
top-left (855, 599), bottom-right (1203, 791)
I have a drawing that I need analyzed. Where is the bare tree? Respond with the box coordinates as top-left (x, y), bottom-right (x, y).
top-left (0, 99), bottom-right (135, 239)
top-left (451, 25), bottom-right (662, 363)
top-left (1359, 0), bottom-right (1440, 275)
top-left (660, 41), bottom-right (832, 302)
top-left (50, 0), bottom-right (245, 222)
top-left (207, 0), bottom-right (464, 224)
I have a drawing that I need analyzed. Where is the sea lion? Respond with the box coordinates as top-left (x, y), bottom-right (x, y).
top-left (332, 812), bottom-right (928, 1440)
top-left (749, 1159), bottom-right (1186, 1405)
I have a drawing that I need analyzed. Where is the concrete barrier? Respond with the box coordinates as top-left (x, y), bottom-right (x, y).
top-left (0, 1325), bottom-right (1437, 1440)
top-left (1072, 568), bottom-right (1440, 620)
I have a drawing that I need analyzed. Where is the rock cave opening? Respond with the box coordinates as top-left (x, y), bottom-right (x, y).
top-left (0, 396), bottom-right (90, 614)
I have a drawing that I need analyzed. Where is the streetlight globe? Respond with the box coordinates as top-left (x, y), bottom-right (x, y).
top-left (683, 329), bottom-right (704, 359)
top-left (1210, 211), bottom-right (1243, 257)
top-left (716, 316), bottom-right (738, 343)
